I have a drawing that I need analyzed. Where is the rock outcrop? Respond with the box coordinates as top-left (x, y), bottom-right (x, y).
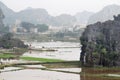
top-left (80, 14), bottom-right (120, 67)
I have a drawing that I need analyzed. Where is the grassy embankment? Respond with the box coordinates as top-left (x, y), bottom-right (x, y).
top-left (20, 56), bottom-right (64, 62)
top-left (0, 53), bottom-right (16, 69)
top-left (0, 48), bottom-right (27, 57)
top-left (0, 53), bottom-right (16, 59)
top-left (0, 53), bottom-right (64, 62)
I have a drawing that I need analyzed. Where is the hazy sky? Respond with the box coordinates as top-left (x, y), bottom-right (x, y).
top-left (1, 0), bottom-right (120, 16)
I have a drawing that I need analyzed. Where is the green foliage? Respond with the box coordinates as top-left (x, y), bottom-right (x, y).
top-left (80, 14), bottom-right (120, 67)
top-left (36, 24), bottom-right (49, 32)
top-left (101, 48), bottom-right (107, 55)
top-left (20, 22), bottom-right (34, 32)
top-left (80, 32), bottom-right (119, 66)
top-left (0, 53), bottom-right (16, 59)
top-left (54, 32), bottom-right (64, 38)
top-left (20, 22), bottom-right (49, 33)
top-left (2, 33), bottom-right (13, 40)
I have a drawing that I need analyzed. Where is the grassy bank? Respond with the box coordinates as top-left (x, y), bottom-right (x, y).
top-left (20, 56), bottom-right (64, 62)
top-left (0, 53), bottom-right (16, 59)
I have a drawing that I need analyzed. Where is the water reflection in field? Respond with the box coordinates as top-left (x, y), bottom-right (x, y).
top-left (1, 66), bottom-right (120, 80)
top-left (23, 42), bottom-right (80, 61)
top-left (0, 69), bottom-right (80, 80)
top-left (1, 42), bottom-right (119, 80)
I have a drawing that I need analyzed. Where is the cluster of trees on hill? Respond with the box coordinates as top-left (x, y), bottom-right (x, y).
top-left (0, 33), bottom-right (28, 49)
top-left (20, 22), bottom-right (49, 33)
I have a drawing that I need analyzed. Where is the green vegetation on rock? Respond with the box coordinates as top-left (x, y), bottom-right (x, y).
top-left (80, 14), bottom-right (120, 67)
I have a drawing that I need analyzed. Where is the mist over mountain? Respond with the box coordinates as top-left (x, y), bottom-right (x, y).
top-left (75, 11), bottom-right (94, 25)
top-left (0, 1), bottom-right (16, 25)
top-left (88, 4), bottom-right (120, 25)
top-left (53, 14), bottom-right (76, 26)
top-left (0, 1), bottom-right (93, 27)
top-left (16, 8), bottom-right (53, 25)
top-left (1, 1), bottom-right (120, 27)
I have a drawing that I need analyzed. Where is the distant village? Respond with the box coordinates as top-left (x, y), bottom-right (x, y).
top-left (9, 20), bottom-right (85, 34)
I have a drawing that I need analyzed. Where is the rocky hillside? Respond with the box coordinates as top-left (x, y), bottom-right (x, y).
top-left (0, 7), bottom-right (5, 34)
top-left (80, 14), bottom-right (120, 67)
top-left (0, 1), bottom-right (16, 25)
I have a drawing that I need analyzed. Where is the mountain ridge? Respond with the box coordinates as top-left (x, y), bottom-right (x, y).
top-left (0, 1), bottom-right (93, 26)
top-left (88, 4), bottom-right (120, 25)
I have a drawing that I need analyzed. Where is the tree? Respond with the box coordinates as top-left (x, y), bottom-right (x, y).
top-left (2, 33), bottom-right (13, 40)
top-left (20, 22), bottom-right (35, 32)
top-left (54, 32), bottom-right (64, 38)
top-left (36, 24), bottom-right (49, 32)
top-left (0, 33), bottom-right (28, 49)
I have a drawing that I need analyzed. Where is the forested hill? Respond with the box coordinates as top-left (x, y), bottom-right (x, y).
top-left (80, 14), bottom-right (120, 67)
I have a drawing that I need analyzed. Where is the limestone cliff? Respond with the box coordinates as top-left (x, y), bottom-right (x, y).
top-left (80, 14), bottom-right (120, 67)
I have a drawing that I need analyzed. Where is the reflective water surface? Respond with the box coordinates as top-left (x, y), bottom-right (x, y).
top-left (23, 42), bottom-right (80, 61)
top-left (0, 42), bottom-right (120, 80)
top-left (0, 69), bottom-right (80, 80)
top-left (1, 67), bottom-right (120, 80)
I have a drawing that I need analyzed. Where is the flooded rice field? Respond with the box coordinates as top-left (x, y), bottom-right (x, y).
top-left (0, 42), bottom-right (81, 80)
top-left (23, 42), bottom-right (80, 61)
top-left (0, 42), bottom-right (120, 80)
top-left (0, 69), bottom-right (80, 80)
top-left (0, 66), bottom-right (120, 80)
